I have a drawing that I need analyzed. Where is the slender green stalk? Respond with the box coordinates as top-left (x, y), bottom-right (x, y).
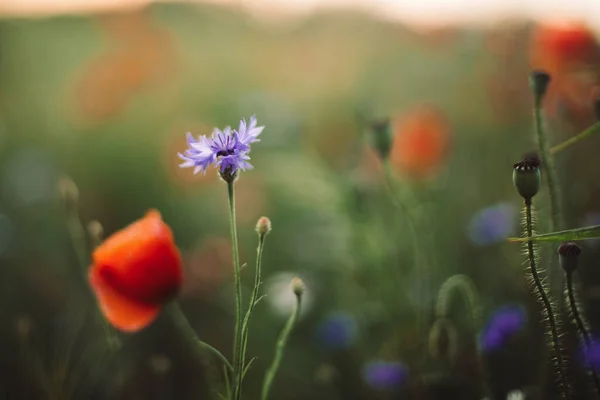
top-left (533, 103), bottom-right (563, 233)
top-left (261, 292), bottom-right (302, 400)
top-left (64, 202), bottom-right (119, 345)
top-left (227, 181), bottom-right (244, 400)
top-left (550, 121), bottom-right (600, 154)
top-left (167, 303), bottom-right (233, 373)
top-left (382, 161), bottom-right (428, 336)
top-left (565, 272), bottom-right (600, 397)
top-left (524, 200), bottom-right (570, 399)
top-left (237, 232), bottom-right (267, 393)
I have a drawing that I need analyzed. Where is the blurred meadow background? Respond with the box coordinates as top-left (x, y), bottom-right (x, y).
top-left (2, 0), bottom-right (600, 399)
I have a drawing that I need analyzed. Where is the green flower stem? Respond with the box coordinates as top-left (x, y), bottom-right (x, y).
top-left (533, 102), bottom-right (563, 233)
top-left (237, 231), bottom-right (267, 393)
top-left (550, 121), bottom-right (600, 154)
top-left (166, 303), bottom-right (233, 373)
top-left (65, 207), bottom-right (119, 346)
top-left (565, 271), bottom-right (600, 397)
top-left (524, 200), bottom-right (570, 399)
top-left (382, 161), bottom-right (428, 334)
top-left (227, 181), bottom-right (244, 400)
top-left (261, 292), bottom-right (302, 400)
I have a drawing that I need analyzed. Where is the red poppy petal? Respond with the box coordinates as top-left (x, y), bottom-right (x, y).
top-left (89, 266), bottom-right (160, 333)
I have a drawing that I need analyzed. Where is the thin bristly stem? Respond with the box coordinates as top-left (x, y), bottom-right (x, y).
top-left (227, 181), bottom-right (244, 400)
top-left (238, 232), bottom-right (267, 391)
top-left (550, 121), bottom-right (600, 154)
top-left (565, 271), bottom-right (600, 397)
top-left (525, 199), bottom-right (570, 399)
top-left (167, 303), bottom-right (233, 373)
top-left (261, 293), bottom-right (302, 400)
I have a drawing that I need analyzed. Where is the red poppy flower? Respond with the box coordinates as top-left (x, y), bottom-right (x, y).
top-left (389, 106), bottom-right (450, 180)
top-left (530, 23), bottom-right (598, 73)
top-left (89, 210), bottom-right (183, 332)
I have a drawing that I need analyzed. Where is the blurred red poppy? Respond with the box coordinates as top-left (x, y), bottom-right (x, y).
top-left (530, 23), bottom-right (600, 121)
top-left (89, 210), bottom-right (183, 332)
top-left (389, 106), bottom-right (450, 180)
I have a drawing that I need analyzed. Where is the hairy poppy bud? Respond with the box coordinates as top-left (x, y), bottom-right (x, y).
top-left (88, 220), bottom-right (104, 247)
top-left (558, 242), bottom-right (582, 273)
top-left (513, 158), bottom-right (541, 201)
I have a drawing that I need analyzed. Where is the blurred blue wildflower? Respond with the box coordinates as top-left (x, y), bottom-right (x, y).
top-left (468, 202), bottom-right (517, 246)
top-left (178, 116), bottom-right (264, 174)
top-left (362, 360), bottom-right (409, 391)
top-left (316, 312), bottom-right (358, 350)
top-left (479, 305), bottom-right (527, 353)
top-left (580, 337), bottom-right (600, 372)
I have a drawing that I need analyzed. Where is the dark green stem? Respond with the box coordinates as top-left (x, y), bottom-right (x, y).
top-left (227, 181), bottom-right (244, 400)
top-left (565, 271), bottom-right (600, 397)
top-left (261, 293), bottom-right (302, 400)
top-left (525, 199), bottom-right (570, 399)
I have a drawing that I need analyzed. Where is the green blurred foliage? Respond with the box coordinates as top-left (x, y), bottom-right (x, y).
top-left (1, 4), bottom-right (600, 399)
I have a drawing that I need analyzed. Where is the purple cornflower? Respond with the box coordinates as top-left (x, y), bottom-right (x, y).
top-left (468, 202), bottom-right (517, 246)
top-left (479, 305), bottom-right (527, 353)
top-left (316, 312), bottom-right (358, 350)
top-left (362, 360), bottom-right (409, 391)
top-left (178, 116), bottom-right (264, 176)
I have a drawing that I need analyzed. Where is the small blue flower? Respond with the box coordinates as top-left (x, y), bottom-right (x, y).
top-left (479, 305), bottom-right (527, 353)
top-left (580, 337), bottom-right (600, 372)
top-left (468, 202), bottom-right (517, 246)
top-left (178, 116), bottom-right (263, 175)
top-left (316, 312), bottom-right (358, 350)
top-left (362, 360), bottom-right (409, 391)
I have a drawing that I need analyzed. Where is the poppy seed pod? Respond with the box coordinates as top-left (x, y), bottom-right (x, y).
top-left (513, 158), bottom-right (541, 201)
top-left (558, 242), bottom-right (582, 273)
top-left (529, 70), bottom-right (552, 104)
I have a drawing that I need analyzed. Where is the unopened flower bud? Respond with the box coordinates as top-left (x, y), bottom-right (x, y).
top-left (256, 216), bottom-right (272, 236)
top-left (58, 176), bottom-right (79, 210)
top-left (368, 118), bottom-right (392, 159)
top-left (290, 277), bottom-right (305, 297)
top-left (88, 220), bottom-right (104, 246)
top-left (558, 242), bottom-right (582, 273)
top-left (529, 70), bottom-right (551, 105)
top-left (513, 158), bottom-right (541, 201)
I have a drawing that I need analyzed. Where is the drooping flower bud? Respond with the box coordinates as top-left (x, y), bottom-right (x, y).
top-left (58, 176), bottom-right (79, 211)
top-left (512, 158), bottom-right (541, 201)
top-left (290, 277), bottom-right (305, 297)
top-left (558, 242), bottom-right (582, 273)
top-left (256, 216), bottom-right (272, 236)
top-left (368, 118), bottom-right (392, 159)
top-left (529, 70), bottom-right (552, 105)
